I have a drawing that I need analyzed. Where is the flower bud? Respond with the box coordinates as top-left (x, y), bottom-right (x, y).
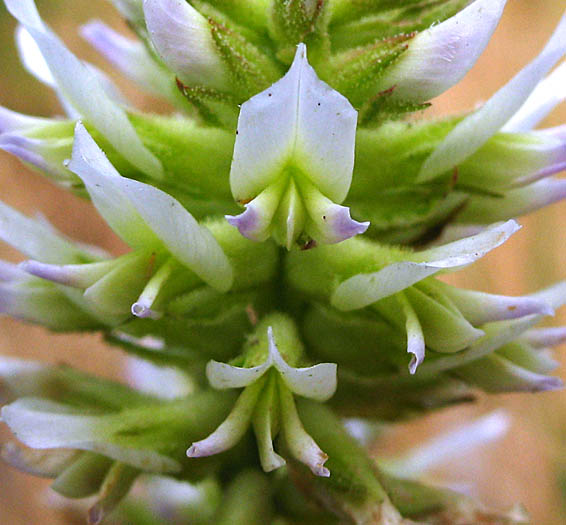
top-left (143, 0), bottom-right (230, 92)
top-left (379, 0), bottom-right (507, 102)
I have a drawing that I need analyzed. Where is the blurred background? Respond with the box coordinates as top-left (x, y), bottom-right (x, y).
top-left (1, 0), bottom-right (566, 523)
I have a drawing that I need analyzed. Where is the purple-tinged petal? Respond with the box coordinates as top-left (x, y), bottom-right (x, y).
top-left (81, 20), bottom-right (182, 107)
top-left (143, 0), bottom-right (228, 91)
top-left (5, 0), bottom-right (162, 178)
top-left (456, 354), bottom-right (563, 393)
top-left (380, 0), bottom-right (507, 102)
top-left (383, 411), bottom-right (509, 479)
top-left (19, 259), bottom-right (114, 288)
top-left (436, 282), bottom-right (554, 325)
top-left (0, 200), bottom-right (98, 264)
top-left (332, 221), bottom-right (519, 311)
top-left (419, 13), bottom-right (566, 181)
top-left (459, 178), bottom-right (566, 223)
top-left (0, 106), bottom-right (52, 133)
top-left (0, 260), bottom-right (29, 282)
top-left (503, 61), bottom-right (566, 132)
top-left (520, 327), bottom-right (566, 348)
top-left (0, 133), bottom-right (70, 178)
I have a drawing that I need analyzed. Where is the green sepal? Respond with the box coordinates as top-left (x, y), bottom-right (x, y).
top-left (51, 452), bottom-right (114, 498)
top-left (329, 0), bottom-right (469, 51)
top-left (213, 469), bottom-right (273, 525)
top-left (268, 0), bottom-right (331, 64)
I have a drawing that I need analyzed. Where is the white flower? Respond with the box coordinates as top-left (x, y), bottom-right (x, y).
top-left (227, 44), bottom-right (368, 248)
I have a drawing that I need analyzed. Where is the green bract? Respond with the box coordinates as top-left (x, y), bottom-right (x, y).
top-left (1, 0), bottom-right (565, 523)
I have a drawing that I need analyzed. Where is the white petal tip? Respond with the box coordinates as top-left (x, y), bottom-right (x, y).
top-left (19, 260), bottom-right (73, 286)
top-left (131, 302), bottom-right (162, 319)
top-left (408, 356), bottom-right (421, 375)
top-left (312, 460), bottom-right (330, 478)
top-left (186, 444), bottom-right (200, 458)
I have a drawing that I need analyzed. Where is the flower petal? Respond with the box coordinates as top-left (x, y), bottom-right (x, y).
top-left (143, 0), bottom-right (228, 90)
top-left (299, 179), bottom-right (369, 245)
top-left (459, 178), bottom-right (566, 223)
top-left (69, 123), bottom-right (233, 292)
top-left (380, 0), bottom-right (507, 102)
top-left (436, 282), bottom-right (554, 325)
top-left (383, 411), bottom-right (509, 479)
top-left (332, 221), bottom-right (519, 311)
top-left (187, 379), bottom-right (264, 458)
top-left (0, 106), bottom-right (52, 133)
top-left (419, 13), bottom-right (566, 181)
top-left (278, 380), bottom-right (329, 477)
top-left (81, 20), bottom-right (182, 107)
top-left (19, 259), bottom-right (116, 288)
top-left (5, 0), bottom-right (162, 178)
top-left (206, 358), bottom-right (272, 390)
top-left (456, 354), bottom-right (563, 393)
top-left (398, 293), bottom-right (425, 374)
top-left (521, 327), bottom-right (566, 348)
top-left (1, 398), bottom-right (181, 472)
top-left (252, 375), bottom-right (286, 472)
top-left (1, 441), bottom-right (78, 478)
top-left (226, 179), bottom-right (286, 242)
top-left (268, 327), bottom-right (337, 402)
top-left (230, 43), bottom-right (357, 203)
top-left (503, 61), bottom-right (566, 132)
top-left (0, 200), bottom-right (96, 264)
top-left (414, 219), bottom-right (520, 268)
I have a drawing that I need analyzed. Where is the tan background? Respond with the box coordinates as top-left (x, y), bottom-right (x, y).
top-left (1, 0), bottom-right (566, 523)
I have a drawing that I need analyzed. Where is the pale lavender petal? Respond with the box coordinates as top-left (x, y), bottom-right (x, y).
top-left (419, 13), bottom-right (566, 181)
top-left (226, 206), bottom-right (266, 242)
top-left (0, 106), bottom-right (52, 133)
top-left (0, 260), bottom-right (29, 282)
top-left (437, 282), bottom-right (554, 325)
top-left (384, 411), bottom-right (510, 478)
top-left (20, 259), bottom-right (113, 288)
top-left (459, 178), bottom-right (566, 223)
top-left (187, 380), bottom-right (263, 458)
top-left (143, 0), bottom-right (228, 90)
top-left (81, 20), bottom-right (180, 106)
top-left (521, 327), bottom-right (566, 348)
top-left (380, 0), bottom-right (507, 102)
top-left (0, 134), bottom-right (58, 175)
top-left (503, 61), bottom-right (566, 132)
